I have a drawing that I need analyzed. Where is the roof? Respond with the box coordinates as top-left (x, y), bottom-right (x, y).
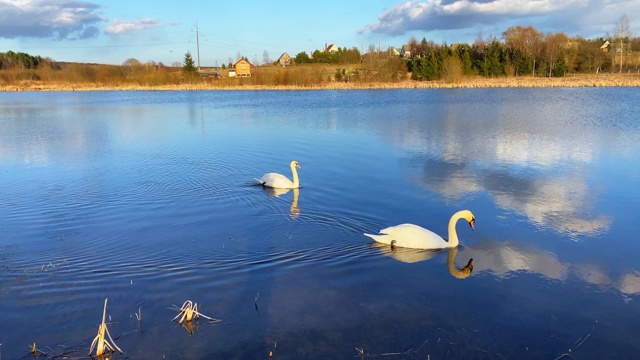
top-left (278, 52), bottom-right (292, 61)
top-left (233, 58), bottom-right (253, 67)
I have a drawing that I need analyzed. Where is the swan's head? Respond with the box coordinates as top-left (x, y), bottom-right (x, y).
top-left (461, 210), bottom-right (475, 231)
top-left (290, 160), bottom-right (301, 169)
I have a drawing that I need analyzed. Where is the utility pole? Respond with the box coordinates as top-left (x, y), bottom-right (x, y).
top-left (195, 19), bottom-right (201, 71)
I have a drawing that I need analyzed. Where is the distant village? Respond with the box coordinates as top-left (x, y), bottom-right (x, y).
top-left (206, 34), bottom-right (638, 79)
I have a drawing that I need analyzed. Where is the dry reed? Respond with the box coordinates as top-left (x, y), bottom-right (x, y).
top-left (2, 73), bottom-right (639, 91)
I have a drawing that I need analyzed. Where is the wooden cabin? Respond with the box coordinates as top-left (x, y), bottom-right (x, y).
top-left (233, 58), bottom-right (253, 77)
top-left (277, 52), bottom-right (293, 67)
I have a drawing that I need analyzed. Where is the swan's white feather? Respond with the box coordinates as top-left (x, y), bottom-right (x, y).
top-left (257, 160), bottom-right (301, 189)
top-left (365, 223), bottom-right (449, 250)
top-left (259, 172), bottom-right (296, 189)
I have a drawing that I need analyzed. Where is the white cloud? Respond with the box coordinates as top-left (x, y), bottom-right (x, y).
top-left (0, 0), bottom-right (105, 39)
top-left (105, 18), bottom-right (164, 35)
top-left (359, 0), bottom-right (638, 38)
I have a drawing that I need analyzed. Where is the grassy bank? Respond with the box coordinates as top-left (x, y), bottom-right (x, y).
top-left (2, 69), bottom-right (639, 91)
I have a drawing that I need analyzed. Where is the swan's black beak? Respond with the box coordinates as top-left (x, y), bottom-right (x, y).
top-left (469, 219), bottom-right (475, 231)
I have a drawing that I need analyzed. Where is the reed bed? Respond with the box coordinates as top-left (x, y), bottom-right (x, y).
top-left (2, 73), bottom-right (639, 91)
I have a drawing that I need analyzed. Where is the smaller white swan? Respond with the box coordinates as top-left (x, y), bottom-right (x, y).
top-left (364, 210), bottom-right (475, 250)
top-left (256, 160), bottom-right (301, 189)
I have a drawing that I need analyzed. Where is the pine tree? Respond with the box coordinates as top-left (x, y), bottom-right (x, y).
top-left (553, 52), bottom-right (568, 77)
top-left (182, 52), bottom-right (196, 71)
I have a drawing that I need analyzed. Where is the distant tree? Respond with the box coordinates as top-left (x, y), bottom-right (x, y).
top-left (123, 58), bottom-right (141, 67)
top-left (122, 58), bottom-right (142, 76)
top-left (482, 39), bottom-right (504, 77)
top-left (424, 51), bottom-right (440, 80)
top-left (182, 51), bottom-right (197, 81)
top-left (542, 32), bottom-right (569, 77)
top-left (456, 44), bottom-right (474, 75)
top-left (553, 51), bottom-right (568, 77)
top-left (614, 14), bottom-right (632, 71)
top-left (442, 54), bottom-right (463, 83)
top-left (367, 44), bottom-right (376, 60)
top-left (221, 63), bottom-right (226, 69)
top-left (294, 51), bottom-right (311, 64)
top-left (408, 36), bottom-right (419, 58)
top-left (182, 52), bottom-right (196, 71)
top-left (262, 50), bottom-right (271, 65)
top-left (503, 26), bottom-right (541, 76)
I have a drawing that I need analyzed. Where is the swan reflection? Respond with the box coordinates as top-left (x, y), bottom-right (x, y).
top-left (453, 240), bottom-right (640, 297)
top-left (373, 238), bottom-right (640, 296)
top-left (262, 187), bottom-right (300, 219)
top-left (371, 243), bottom-right (474, 279)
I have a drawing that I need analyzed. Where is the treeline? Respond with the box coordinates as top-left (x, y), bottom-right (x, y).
top-left (0, 50), bottom-right (60, 70)
top-left (403, 25), bottom-right (640, 81)
top-left (294, 47), bottom-right (361, 64)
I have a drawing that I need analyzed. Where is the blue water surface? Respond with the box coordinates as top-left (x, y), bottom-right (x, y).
top-left (0, 88), bottom-right (639, 359)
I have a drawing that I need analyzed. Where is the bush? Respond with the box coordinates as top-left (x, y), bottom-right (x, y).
top-left (442, 55), bottom-right (463, 83)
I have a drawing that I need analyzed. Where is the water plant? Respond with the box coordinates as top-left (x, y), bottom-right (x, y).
top-left (89, 298), bottom-right (123, 356)
top-left (171, 300), bottom-right (220, 324)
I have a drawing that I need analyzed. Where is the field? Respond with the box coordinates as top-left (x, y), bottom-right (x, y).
top-left (2, 62), bottom-right (640, 91)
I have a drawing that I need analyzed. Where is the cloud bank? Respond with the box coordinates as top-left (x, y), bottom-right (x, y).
top-left (0, 0), bottom-right (105, 39)
top-left (359, 0), bottom-right (636, 37)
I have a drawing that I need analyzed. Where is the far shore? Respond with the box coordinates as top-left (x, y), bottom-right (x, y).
top-left (2, 73), bottom-right (639, 91)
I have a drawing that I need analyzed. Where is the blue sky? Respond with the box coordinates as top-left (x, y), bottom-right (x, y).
top-left (1, 0), bottom-right (638, 66)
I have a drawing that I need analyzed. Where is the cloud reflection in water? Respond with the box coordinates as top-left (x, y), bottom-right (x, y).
top-left (372, 239), bottom-right (640, 297)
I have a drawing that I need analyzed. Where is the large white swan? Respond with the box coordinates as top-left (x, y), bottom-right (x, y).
top-left (256, 160), bottom-right (301, 189)
top-left (364, 210), bottom-right (475, 250)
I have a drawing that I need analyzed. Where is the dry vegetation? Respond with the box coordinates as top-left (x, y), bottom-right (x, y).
top-left (1, 61), bottom-right (639, 91)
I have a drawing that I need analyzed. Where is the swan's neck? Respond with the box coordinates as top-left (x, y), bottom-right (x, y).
top-left (447, 247), bottom-right (473, 279)
top-left (292, 188), bottom-right (299, 206)
top-left (447, 210), bottom-right (467, 247)
top-left (290, 163), bottom-right (299, 188)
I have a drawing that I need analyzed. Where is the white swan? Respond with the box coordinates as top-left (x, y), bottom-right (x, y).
top-left (364, 210), bottom-right (475, 250)
top-left (256, 160), bottom-right (301, 189)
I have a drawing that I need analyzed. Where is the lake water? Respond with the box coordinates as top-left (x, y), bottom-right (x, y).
top-left (1, 88), bottom-right (639, 359)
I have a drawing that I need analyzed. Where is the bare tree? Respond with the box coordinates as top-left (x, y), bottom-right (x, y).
top-left (367, 44), bottom-right (376, 60)
top-left (615, 15), bottom-right (632, 71)
top-left (542, 32), bottom-right (569, 77)
top-left (262, 50), bottom-right (271, 65)
top-left (408, 36), bottom-right (419, 58)
top-left (503, 26), bottom-right (543, 76)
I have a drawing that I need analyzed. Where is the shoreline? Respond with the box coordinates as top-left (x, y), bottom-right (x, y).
top-left (2, 73), bottom-right (639, 91)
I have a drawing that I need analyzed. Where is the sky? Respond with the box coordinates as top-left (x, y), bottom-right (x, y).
top-left (0, 0), bottom-right (638, 67)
